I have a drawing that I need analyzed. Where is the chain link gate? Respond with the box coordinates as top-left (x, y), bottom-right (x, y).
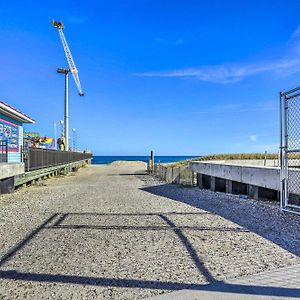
top-left (280, 87), bottom-right (300, 215)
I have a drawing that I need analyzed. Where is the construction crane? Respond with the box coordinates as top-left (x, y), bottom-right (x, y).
top-left (52, 19), bottom-right (84, 151)
top-left (52, 19), bottom-right (84, 96)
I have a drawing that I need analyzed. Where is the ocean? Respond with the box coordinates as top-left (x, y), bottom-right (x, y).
top-left (92, 156), bottom-right (198, 165)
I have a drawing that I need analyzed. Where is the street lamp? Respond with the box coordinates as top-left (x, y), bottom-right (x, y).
top-left (60, 120), bottom-right (64, 136)
top-left (72, 128), bottom-right (76, 151)
top-left (53, 122), bottom-right (57, 149)
top-left (57, 68), bottom-right (70, 150)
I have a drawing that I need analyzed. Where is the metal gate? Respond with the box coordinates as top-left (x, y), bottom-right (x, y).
top-left (280, 87), bottom-right (300, 215)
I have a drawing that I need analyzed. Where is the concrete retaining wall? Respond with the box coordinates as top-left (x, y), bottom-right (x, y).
top-left (203, 159), bottom-right (279, 167)
top-left (190, 161), bottom-right (281, 191)
top-left (0, 163), bottom-right (25, 194)
top-left (151, 160), bottom-right (293, 202)
top-left (0, 163), bottom-right (24, 180)
top-left (189, 161), bottom-right (287, 201)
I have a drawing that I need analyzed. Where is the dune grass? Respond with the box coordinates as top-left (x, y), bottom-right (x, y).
top-left (165, 153), bottom-right (279, 167)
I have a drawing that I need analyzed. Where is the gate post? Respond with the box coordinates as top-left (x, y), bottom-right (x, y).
top-left (279, 87), bottom-right (300, 215)
top-left (280, 91), bottom-right (284, 211)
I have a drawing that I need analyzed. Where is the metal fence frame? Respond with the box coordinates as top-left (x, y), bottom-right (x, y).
top-left (280, 87), bottom-right (300, 215)
top-left (24, 147), bottom-right (92, 172)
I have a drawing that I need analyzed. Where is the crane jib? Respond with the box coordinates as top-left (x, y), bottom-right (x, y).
top-left (52, 19), bottom-right (84, 96)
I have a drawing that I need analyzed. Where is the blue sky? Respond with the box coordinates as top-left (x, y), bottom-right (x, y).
top-left (1, 1), bottom-right (300, 155)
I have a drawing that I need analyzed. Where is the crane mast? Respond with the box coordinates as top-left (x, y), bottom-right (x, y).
top-left (52, 20), bottom-right (84, 96)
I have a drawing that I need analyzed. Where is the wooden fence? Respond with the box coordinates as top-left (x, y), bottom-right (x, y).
top-left (151, 164), bottom-right (196, 186)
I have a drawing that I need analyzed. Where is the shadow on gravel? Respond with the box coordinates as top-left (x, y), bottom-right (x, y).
top-left (0, 212), bottom-right (299, 298)
top-left (107, 170), bottom-right (148, 176)
top-left (0, 212), bottom-right (215, 284)
top-left (0, 269), bottom-right (299, 298)
top-left (140, 183), bottom-right (300, 257)
top-left (108, 173), bottom-right (148, 176)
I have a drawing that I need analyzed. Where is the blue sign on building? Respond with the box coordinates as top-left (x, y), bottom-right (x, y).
top-left (0, 117), bottom-right (20, 152)
top-left (0, 101), bottom-right (35, 162)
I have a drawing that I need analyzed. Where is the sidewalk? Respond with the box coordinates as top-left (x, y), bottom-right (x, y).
top-left (145, 264), bottom-right (300, 299)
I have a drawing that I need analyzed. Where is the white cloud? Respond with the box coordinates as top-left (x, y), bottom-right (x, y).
top-left (137, 25), bottom-right (300, 84)
top-left (290, 25), bottom-right (300, 41)
top-left (190, 101), bottom-right (277, 115)
top-left (134, 58), bottom-right (300, 83)
top-left (250, 135), bottom-right (257, 142)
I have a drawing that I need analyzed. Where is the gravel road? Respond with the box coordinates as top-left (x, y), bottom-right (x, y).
top-left (0, 164), bottom-right (299, 300)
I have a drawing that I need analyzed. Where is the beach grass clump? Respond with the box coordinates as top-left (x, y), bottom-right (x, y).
top-left (165, 153), bottom-right (279, 167)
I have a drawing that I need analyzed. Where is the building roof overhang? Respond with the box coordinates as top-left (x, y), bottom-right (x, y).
top-left (0, 101), bottom-right (35, 124)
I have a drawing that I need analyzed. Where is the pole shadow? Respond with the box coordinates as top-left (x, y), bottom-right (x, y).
top-left (0, 211), bottom-right (299, 298)
top-left (140, 183), bottom-right (300, 257)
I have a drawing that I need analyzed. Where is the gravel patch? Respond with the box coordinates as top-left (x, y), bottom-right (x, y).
top-left (0, 165), bottom-right (299, 300)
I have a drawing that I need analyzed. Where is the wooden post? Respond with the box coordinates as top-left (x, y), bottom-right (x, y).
top-left (150, 150), bottom-right (154, 174)
top-left (264, 150), bottom-right (267, 166)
